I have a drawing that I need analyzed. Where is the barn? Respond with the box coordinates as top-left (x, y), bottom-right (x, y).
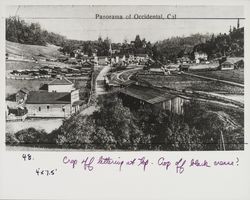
top-left (119, 84), bottom-right (186, 115)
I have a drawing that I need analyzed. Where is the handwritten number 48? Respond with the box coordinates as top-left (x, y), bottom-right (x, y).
top-left (22, 154), bottom-right (32, 161)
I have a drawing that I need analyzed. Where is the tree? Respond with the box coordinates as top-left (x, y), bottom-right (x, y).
top-left (6, 16), bottom-right (66, 46)
top-left (56, 114), bottom-right (95, 149)
top-left (6, 132), bottom-right (19, 145)
top-left (134, 35), bottom-right (143, 49)
top-left (15, 128), bottom-right (49, 146)
top-left (93, 94), bottom-right (151, 150)
top-left (91, 127), bottom-right (117, 150)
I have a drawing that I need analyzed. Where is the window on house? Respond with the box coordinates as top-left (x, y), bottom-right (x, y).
top-left (39, 107), bottom-right (41, 111)
top-left (47, 105), bottom-right (50, 110)
top-left (62, 107), bottom-right (65, 112)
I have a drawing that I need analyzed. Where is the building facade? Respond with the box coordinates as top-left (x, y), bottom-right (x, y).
top-left (25, 77), bottom-right (82, 118)
top-left (48, 77), bottom-right (74, 92)
top-left (194, 51), bottom-right (208, 64)
top-left (220, 57), bottom-right (244, 70)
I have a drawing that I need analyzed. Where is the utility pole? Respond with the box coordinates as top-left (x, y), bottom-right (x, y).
top-left (237, 18), bottom-right (240, 29)
top-left (220, 130), bottom-right (226, 151)
top-left (109, 41), bottom-right (112, 64)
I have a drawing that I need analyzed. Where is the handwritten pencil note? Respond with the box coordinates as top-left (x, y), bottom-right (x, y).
top-left (20, 154), bottom-right (240, 177)
top-left (62, 155), bottom-right (239, 174)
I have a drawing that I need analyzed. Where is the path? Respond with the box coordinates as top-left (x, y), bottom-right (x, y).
top-left (80, 65), bottom-right (111, 116)
top-left (95, 65), bottom-right (111, 95)
top-left (116, 67), bottom-right (141, 82)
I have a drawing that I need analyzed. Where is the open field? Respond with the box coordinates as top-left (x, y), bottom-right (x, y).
top-left (191, 69), bottom-right (244, 84)
top-left (137, 72), bottom-right (203, 82)
top-left (187, 81), bottom-right (244, 93)
top-left (189, 63), bottom-right (219, 70)
top-left (6, 60), bottom-right (77, 72)
top-left (6, 78), bottom-right (52, 96)
top-left (6, 40), bottom-right (62, 59)
top-left (137, 73), bottom-right (244, 94)
top-left (6, 60), bottom-right (42, 71)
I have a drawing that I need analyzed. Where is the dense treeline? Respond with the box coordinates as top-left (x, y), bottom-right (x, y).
top-left (6, 16), bottom-right (66, 46)
top-left (59, 34), bottom-right (154, 57)
top-left (6, 94), bottom-right (244, 151)
top-left (152, 26), bottom-right (244, 63)
top-left (193, 27), bottom-right (244, 59)
top-left (152, 34), bottom-right (211, 63)
top-left (59, 37), bottom-right (111, 57)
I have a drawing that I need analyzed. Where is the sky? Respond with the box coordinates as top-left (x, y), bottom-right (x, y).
top-left (5, 5), bottom-right (245, 43)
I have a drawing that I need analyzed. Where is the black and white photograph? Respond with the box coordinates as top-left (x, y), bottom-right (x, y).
top-left (5, 5), bottom-right (244, 151)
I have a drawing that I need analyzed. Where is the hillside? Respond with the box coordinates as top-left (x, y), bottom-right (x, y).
top-left (6, 16), bottom-right (66, 46)
top-left (193, 27), bottom-right (244, 59)
top-left (6, 40), bottom-right (62, 60)
top-left (153, 33), bottom-right (212, 63)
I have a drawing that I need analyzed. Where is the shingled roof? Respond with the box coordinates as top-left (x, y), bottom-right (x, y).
top-left (120, 85), bottom-right (177, 104)
top-left (48, 77), bottom-right (73, 85)
top-left (26, 91), bottom-right (71, 104)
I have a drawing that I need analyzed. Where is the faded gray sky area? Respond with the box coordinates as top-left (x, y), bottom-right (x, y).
top-left (5, 5), bottom-right (245, 43)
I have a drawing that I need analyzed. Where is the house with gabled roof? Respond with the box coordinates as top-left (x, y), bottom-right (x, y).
top-left (220, 57), bottom-right (244, 70)
top-left (25, 77), bottom-right (83, 118)
top-left (48, 76), bottom-right (74, 93)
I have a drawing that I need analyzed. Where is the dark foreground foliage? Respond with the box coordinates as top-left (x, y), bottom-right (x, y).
top-left (6, 94), bottom-right (244, 151)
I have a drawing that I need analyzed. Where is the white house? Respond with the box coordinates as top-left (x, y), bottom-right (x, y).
top-left (48, 77), bottom-right (74, 93)
top-left (194, 51), bottom-right (208, 64)
top-left (25, 77), bottom-right (82, 118)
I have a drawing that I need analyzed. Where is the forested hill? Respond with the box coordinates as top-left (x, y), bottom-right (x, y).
top-left (153, 34), bottom-right (212, 62)
top-left (6, 16), bottom-right (66, 46)
top-left (193, 27), bottom-right (244, 59)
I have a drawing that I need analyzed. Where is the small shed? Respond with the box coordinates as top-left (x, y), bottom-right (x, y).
top-left (220, 57), bottom-right (244, 70)
top-left (179, 64), bottom-right (190, 72)
top-left (220, 61), bottom-right (234, 70)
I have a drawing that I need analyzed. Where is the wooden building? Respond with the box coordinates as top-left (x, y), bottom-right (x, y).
top-left (48, 77), bottom-right (74, 93)
top-left (25, 77), bottom-right (82, 118)
top-left (220, 57), bottom-right (244, 70)
top-left (119, 84), bottom-right (186, 115)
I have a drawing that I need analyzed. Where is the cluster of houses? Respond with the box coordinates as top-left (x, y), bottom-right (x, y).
top-left (178, 51), bottom-right (243, 71)
top-left (145, 55), bottom-right (244, 74)
top-left (6, 46), bottom-right (244, 121)
top-left (6, 77), bottom-right (83, 120)
top-left (94, 53), bottom-right (149, 66)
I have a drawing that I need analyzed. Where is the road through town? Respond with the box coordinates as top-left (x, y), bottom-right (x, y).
top-left (80, 65), bottom-right (111, 116)
top-left (95, 65), bottom-right (111, 96)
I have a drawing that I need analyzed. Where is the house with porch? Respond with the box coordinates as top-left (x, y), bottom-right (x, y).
top-left (220, 57), bottom-right (244, 70)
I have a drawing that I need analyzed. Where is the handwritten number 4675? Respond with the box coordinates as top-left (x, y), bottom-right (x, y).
top-left (22, 154), bottom-right (33, 161)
